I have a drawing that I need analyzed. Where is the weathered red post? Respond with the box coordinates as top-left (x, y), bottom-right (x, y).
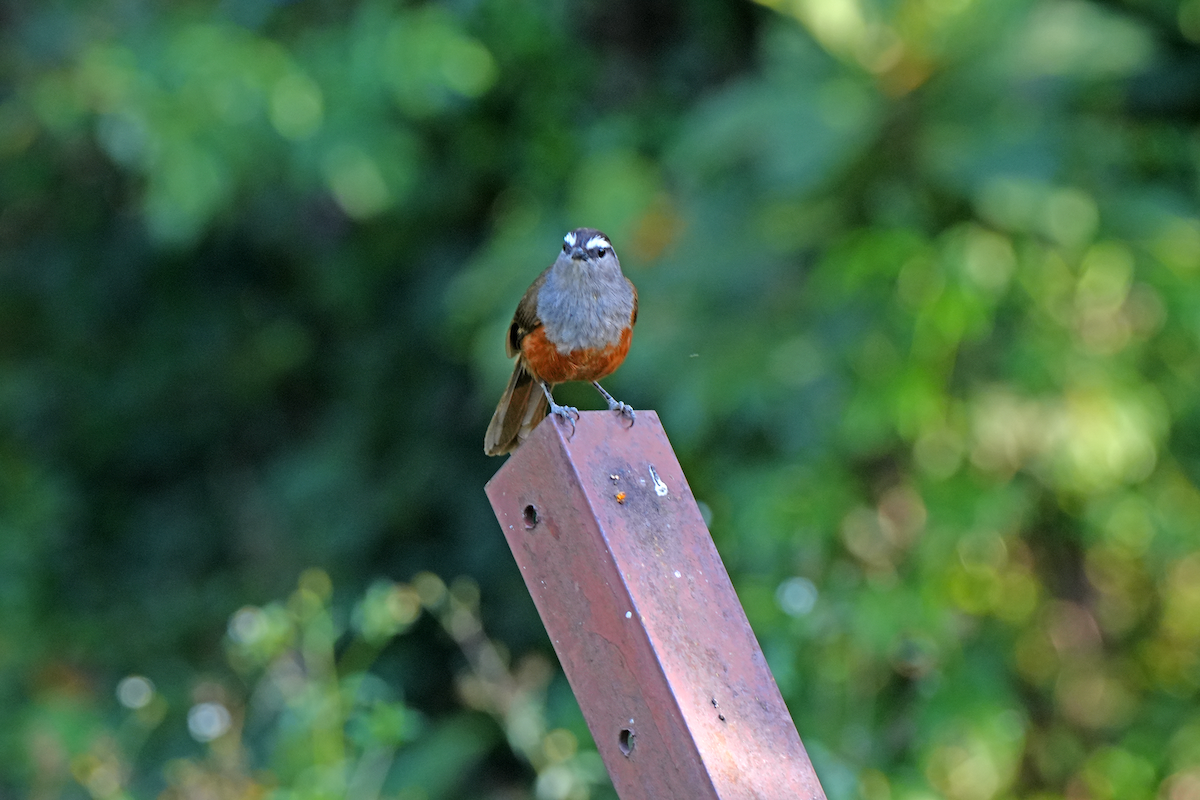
top-left (485, 410), bottom-right (827, 800)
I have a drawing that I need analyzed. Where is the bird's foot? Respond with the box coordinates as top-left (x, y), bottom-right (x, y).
top-left (548, 401), bottom-right (580, 438)
top-left (592, 382), bottom-right (635, 427)
top-left (608, 399), bottom-right (636, 426)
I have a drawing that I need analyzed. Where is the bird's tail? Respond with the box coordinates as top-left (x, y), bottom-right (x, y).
top-left (484, 361), bottom-right (548, 456)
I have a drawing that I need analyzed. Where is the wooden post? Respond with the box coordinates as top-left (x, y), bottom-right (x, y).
top-left (485, 411), bottom-right (826, 800)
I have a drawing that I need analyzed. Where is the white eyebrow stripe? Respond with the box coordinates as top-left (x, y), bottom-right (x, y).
top-left (585, 234), bottom-right (610, 249)
top-left (564, 232), bottom-right (576, 246)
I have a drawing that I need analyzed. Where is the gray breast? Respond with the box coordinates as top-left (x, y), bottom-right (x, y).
top-left (537, 260), bottom-right (634, 355)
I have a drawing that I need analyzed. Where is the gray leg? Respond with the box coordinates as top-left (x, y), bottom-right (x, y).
top-left (540, 381), bottom-right (579, 436)
top-left (592, 382), bottom-right (636, 426)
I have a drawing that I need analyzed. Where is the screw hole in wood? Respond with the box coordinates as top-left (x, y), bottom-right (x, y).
top-left (523, 504), bottom-right (539, 529)
top-left (618, 728), bottom-right (635, 756)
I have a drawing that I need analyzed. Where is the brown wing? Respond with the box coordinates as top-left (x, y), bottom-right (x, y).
top-left (627, 277), bottom-right (638, 327)
top-left (506, 266), bottom-right (550, 357)
top-left (484, 359), bottom-right (547, 455)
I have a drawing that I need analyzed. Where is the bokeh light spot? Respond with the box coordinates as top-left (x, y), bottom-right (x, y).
top-left (1153, 217), bottom-right (1200, 274)
top-left (1056, 666), bottom-right (1135, 730)
top-left (228, 606), bottom-right (267, 645)
top-left (1082, 746), bottom-right (1156, 799)
top-left (187, 702), bottom-right (232, 742)
top-left (439, 38), bottom-right (496, 98)
top-left (962, 226), bottom-right (1016, 293)
top-left (542, 728), bottom-right (578, 764)
top-left (355, 580), bottom-right (422, 643)
top-left (116, 675), bottom-right (155, 709)
top-left (769, 336), bottom-right (825, 387)
top-left (776, 576), bottom-right (818, 617)
top-left (95, 111), bottom-right (152, 167)
top-left (323, 145), bottom-right (391, 219)
top-left (270, 72), bottom-right (324, 140)
top-left (1077, 243), bottom-right (1133, 315)
top-left (1043, 187), bottom-right (1099, 247)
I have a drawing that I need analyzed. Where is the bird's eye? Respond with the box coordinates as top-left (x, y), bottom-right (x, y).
top-left (595, 246), bottom-right (608, 256)
top-left (562, 243), bottom-right (568, 252)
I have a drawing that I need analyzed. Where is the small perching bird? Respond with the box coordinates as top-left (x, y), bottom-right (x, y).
top-left (484, 228), bottom-right (637, 456)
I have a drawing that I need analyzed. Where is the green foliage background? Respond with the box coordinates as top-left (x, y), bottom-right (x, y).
top-left (4, 0), bottom-right (1200, 798)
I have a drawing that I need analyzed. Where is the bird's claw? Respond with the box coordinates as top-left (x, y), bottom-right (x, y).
top-left (549, 402), bottom-right (580, 438)
top-left (592, 382), bottom-right (635, 429)
top-left (608, 400), bottom-right (636, 427)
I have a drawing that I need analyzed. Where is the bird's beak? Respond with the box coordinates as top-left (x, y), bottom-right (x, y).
top-left (569, 244), bottom-right (587, 260)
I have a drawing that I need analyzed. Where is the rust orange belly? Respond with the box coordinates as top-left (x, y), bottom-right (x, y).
top-left (521, 325), bottom-right (633, 384)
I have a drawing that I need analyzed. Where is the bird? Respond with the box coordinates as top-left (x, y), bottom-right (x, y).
top-left (484, 228), bottom-right (638, 456)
